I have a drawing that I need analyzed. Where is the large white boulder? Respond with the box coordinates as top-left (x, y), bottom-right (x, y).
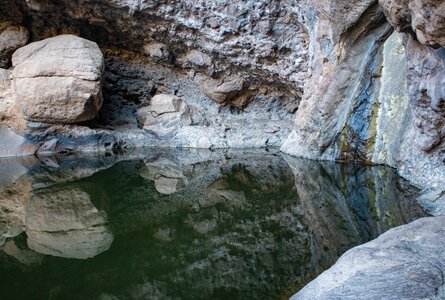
top-left (12, 34), bottom-right (104, 124)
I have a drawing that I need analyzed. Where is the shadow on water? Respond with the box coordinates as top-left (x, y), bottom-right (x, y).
top-left (0, 149), bottom-right (427, 300)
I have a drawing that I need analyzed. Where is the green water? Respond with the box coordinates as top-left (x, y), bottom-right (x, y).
top-left (0, 149), bottom-right (426, 300)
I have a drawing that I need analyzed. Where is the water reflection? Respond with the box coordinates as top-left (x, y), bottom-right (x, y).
top-left (0, 149), bottom-right (425, 299)
top-left (27, 186), bottom-right (113, 259)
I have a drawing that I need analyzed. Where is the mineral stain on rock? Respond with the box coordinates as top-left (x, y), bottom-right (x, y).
top-left (0, 0), bottom-right (444, 299)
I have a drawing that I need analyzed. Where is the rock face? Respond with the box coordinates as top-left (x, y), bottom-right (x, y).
top-left (281, 1), bottom-right (390, 160)
top-left (0, 1), bottom-right (443, 296)
top-left (0, 68), bottom-right (26, 132)
top-left (379, 0), bottom-right (445, 48)
top-left (280, 0), bottom-right (445, 190)
top-left (12, 34), bottom-right (104, 124)
top-left (0, 22), bottom-right (28, 68)
top-left (0, 0), bottom-right (441, 190)
top-left (293, 217), bottom-right (445, 300)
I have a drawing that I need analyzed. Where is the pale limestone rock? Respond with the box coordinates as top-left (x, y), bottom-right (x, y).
top-left (202, 76), bottom-right (244, 105)
top-left (143, 42), bottom-right (170, 60)
top-left (372, 32), bottom-right (409, 167)
top-left (0, 68), bottom-right (26, 131)
top-left (146, 94), bottom-right (182, 116)
top-left (183, 50), bottom-right (212, 68)
top-left (0, 22), bottom-right (28, 68)
top-left (12, 34), bottom-right (104, 124)
top-left (136, 94), bottom-right (206, 142)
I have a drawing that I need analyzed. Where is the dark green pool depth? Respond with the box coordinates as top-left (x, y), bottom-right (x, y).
top-left (0, 149), bottom-right (426, 300)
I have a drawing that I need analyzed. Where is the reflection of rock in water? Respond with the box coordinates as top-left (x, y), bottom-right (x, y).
top-left (0, 156), bottom-right (38, 246)
top-left (0, 149), bottom-right (426, 299)
top-left (85, 150), bottom-right (423, 299)
top-left (140, 156), bottom-right (190, 195)
top-left (0, 178), bottom-right (31, 247)
top-left (284, 156), bottom-right (424, 282)
top-left (26, 186), bottom-right (113, 259)
top-left (0, 154), bottom-right (117, 260)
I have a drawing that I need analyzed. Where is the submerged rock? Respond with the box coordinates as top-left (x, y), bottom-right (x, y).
top-left (12, 34), bottom-right (104, 124)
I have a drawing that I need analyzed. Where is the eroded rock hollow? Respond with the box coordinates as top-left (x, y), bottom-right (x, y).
top-left (0, 0), bottom-right (442, 189)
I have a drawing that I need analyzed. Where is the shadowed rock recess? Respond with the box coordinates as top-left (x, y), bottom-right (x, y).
top-left (0, 0), bottom-right (444, 299)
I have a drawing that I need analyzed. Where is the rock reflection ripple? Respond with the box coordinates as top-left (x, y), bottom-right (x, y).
top-left (0, 149), bottom-right (426, 300)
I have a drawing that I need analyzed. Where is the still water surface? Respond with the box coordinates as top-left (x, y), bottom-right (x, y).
top-left (0, 149), bottom-right (426, 300)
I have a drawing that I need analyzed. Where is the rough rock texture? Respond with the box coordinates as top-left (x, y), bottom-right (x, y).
top-left (379, 0), bottom-right (445, 48)
top-left (0, 0), bottom-right (441, 191)
top-left (0, 69), bottom-right (26, 131)
top-left (282, 1), bottom-right (387, 160)
top-left (12, 34), bottom-right (104, 124)
top-left (377, 0), bottom-right (445, 199)
top-left (0, 0), bottom-right (302, 152)
top-left (0, 22), bottom-right (28, 68)
top-left (136, 93), bottom-right (207, 144)
top-left (293, 217), bottom-right (445, 300)
top-left (281, 0), bottom-right (444, 191)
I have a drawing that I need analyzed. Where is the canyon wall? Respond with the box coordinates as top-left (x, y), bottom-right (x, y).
top-left (0, 0), bottom-right (443, 190)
